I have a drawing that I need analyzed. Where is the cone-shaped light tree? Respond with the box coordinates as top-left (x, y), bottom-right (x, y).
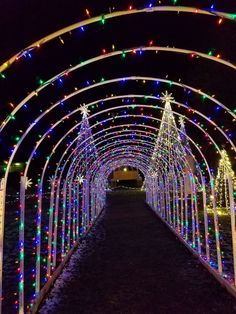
top-left (215, 149), bottom-right (236, 209)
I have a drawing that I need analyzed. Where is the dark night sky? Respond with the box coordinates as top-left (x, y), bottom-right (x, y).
top-left (1, 0), bottom-right (236, 61)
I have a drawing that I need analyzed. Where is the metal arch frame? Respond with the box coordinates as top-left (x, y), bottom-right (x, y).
top-left (4, 71), bottom-right (235, 311)
top-left (88, 137), bottom-right (203, 180)
top-left (11, 113), bottom-right (230, 311)
top-left (72, 139), bottom-right (190, 180)
top-left (22, 106), bottom-right (227, 290)
top-left (86, 143), bottom-right (197, 211)
top-left (91, 155), bottom-right (188, 229)
top-left (45, 136), bottom-right (157, 270)
top-left (24, 114), bottom-right (209, 266)
top-left (1, 74), bottom-right (233, 135)
top-left (5, 95), bottom-right (235, 186)
top-left (7, 101), bottom-right (234, 191)
top-left (42, 127), bottom-right (157, 195)
top-left (86, 149), bottom-right (183, 192)
top-left (44, 124), bottom-right (200, 244)
top-left (90, 156), bottom-right (150, 219)
top-left (14, 105), bottom-right (229, 245)
top-left (3, 79), bottom-right (236, 190)
top-left (4, 81), bottom-right (234, 191)
top-left (85, 148), bottom-right (199, 245)
top-left (37, 119), bottom-right (216, 276)
top-left (24, 109), bottom-right (220, 188)
top-left (1, 5), bottom-right (236, 72)
top-left (1, 84), bottom-right (234, 242)
top-left (63, 127), bottom-right (201, 188)
top-left (2, 47), bottom-right (236, 134)
top-left (30, 109), bottom-right (218, 249)
top-left (4, 100), bottom-right (231, 301)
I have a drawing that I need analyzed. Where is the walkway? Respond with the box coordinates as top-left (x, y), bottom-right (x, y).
top-left (40, 191), bottom-right (236, 314)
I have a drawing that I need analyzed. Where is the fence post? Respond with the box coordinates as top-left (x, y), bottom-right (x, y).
top-left (0, 178), bottom-right (6, 314)
top-left (228, 174), bottom-right (236, 285)
top-left (19, 176), bottom-right (26, 314)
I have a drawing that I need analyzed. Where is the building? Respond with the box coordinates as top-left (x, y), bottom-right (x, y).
top-left (109, 167), bottom-right (143, 188)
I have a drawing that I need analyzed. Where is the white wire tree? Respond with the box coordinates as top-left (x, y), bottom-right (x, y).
top-left (76, 104), bottom-right (98, 232)
top-left (147, 91), bottom-right (202, 253)
top-left (150, 91), bottom-right (186, 174)
top-left (215, 149), bottom-right (236, 210)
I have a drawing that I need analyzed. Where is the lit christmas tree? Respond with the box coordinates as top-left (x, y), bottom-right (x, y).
top-left (150, 91), bottom-right (186, 173)
top-left (76, 104), bottom-right (98, 166)
top-left (179, 116), bottom-right (192, 156)
top-left (76, 104), bottom-right (98, 233)
top-left (179, 117), bottom-right (201, 191)
top-left (215, 149), bottom-right (236, 209)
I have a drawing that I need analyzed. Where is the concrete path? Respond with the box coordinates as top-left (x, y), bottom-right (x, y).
top-left (40, 191), bottom-right (236, 314)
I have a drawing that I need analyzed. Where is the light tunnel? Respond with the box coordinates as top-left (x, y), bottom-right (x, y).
top-left (0, 4), bottom-right (236, 314)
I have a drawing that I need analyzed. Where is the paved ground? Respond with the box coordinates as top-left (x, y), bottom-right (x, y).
top-left (40, 190), bottom-right (236, 314)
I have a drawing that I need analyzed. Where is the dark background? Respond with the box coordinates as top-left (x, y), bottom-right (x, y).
top-left (0, 0), bottom-right (236, 60)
